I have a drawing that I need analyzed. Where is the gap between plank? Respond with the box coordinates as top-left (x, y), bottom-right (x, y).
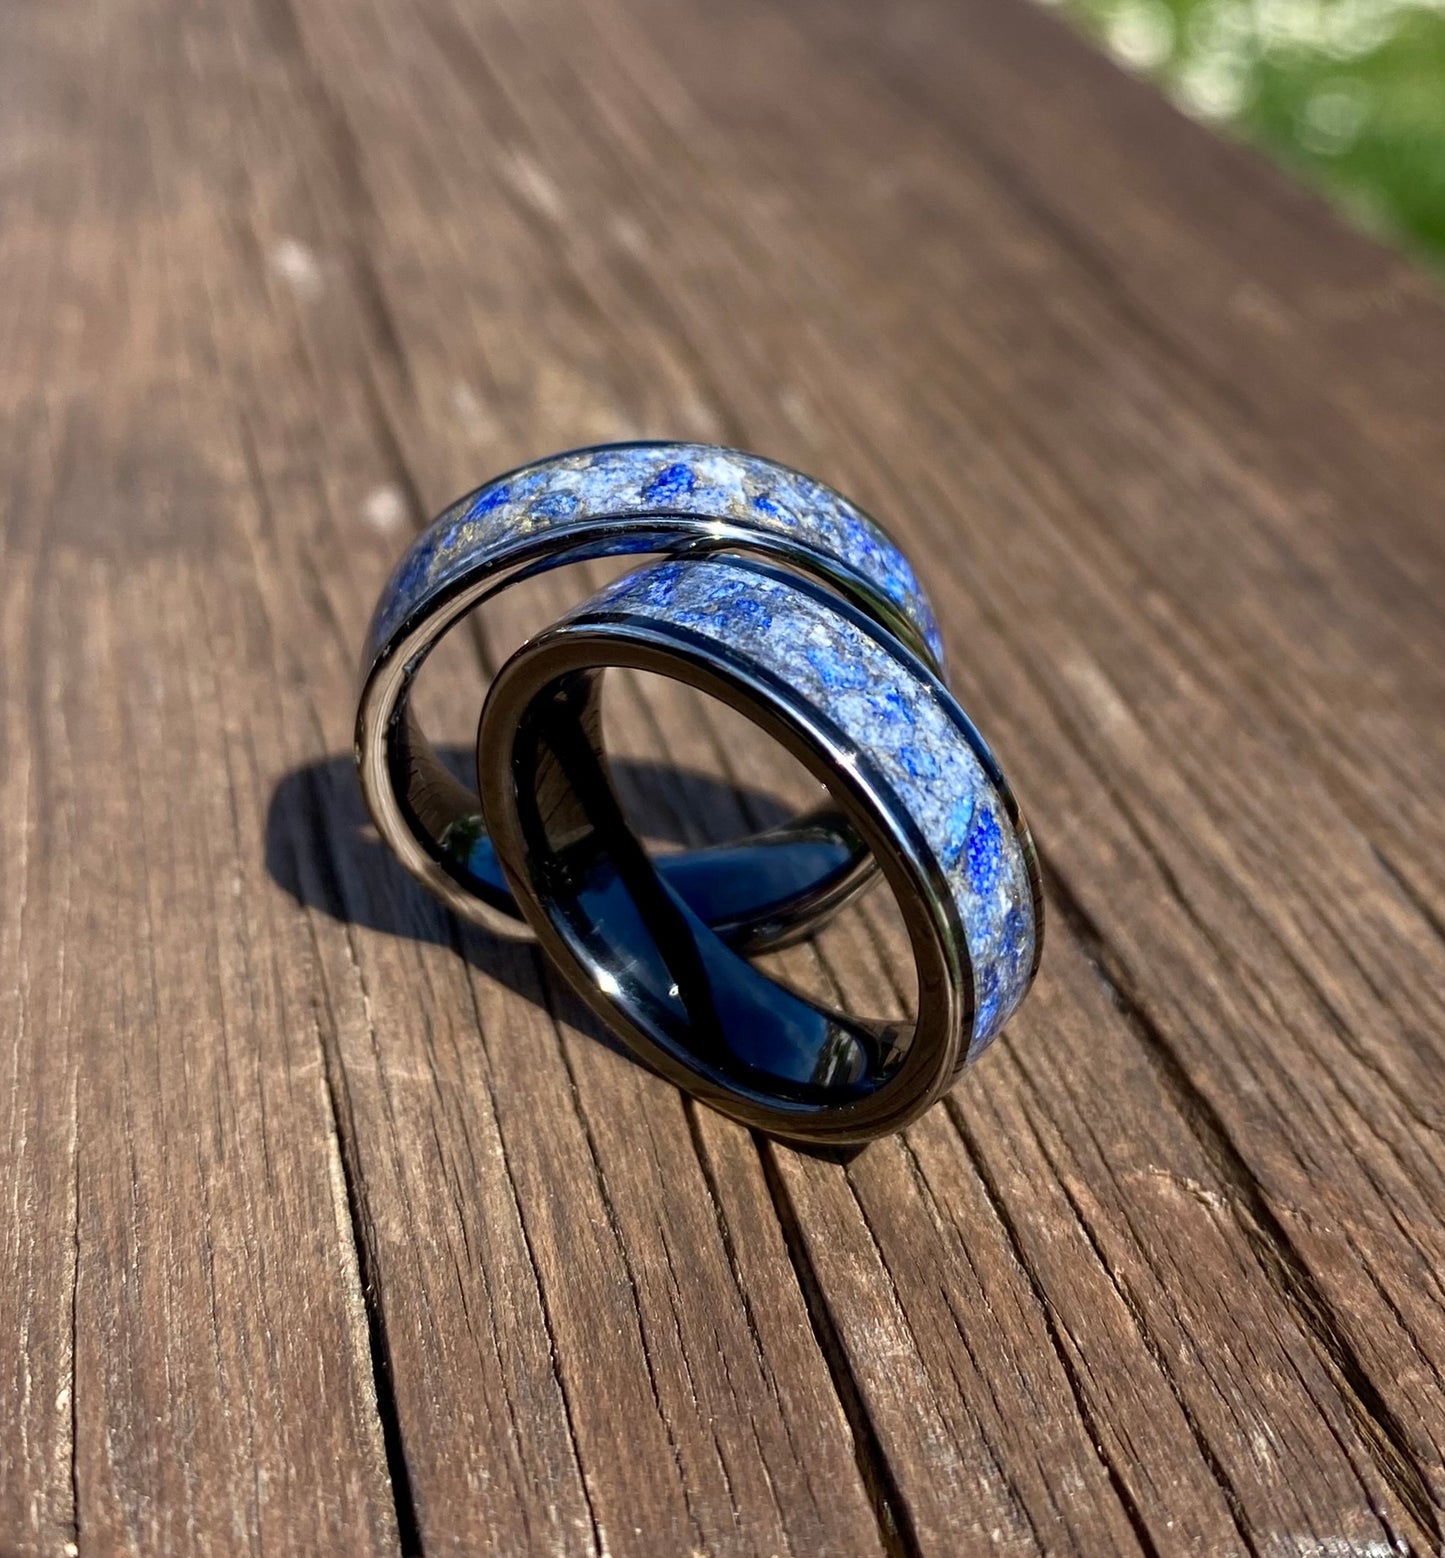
top-left (1042, 858), bottom-right (1442, 1553)
top-left (235, 404), bottom-right (425, 1549)
top-left (253, 33), bottom-right (1438, 1545)
top-left (289, 755), bottom-right (424, 1557)
top-left (755, 1142), bottom-right (921, 1558)
top-left (938, 1107), bottom-right (1170, 1558)
top-left (1371, 842), bottom-right (1445, 954)
top-left (70, 1101), bottom-right (83, 1558)
top-left (318, 1043), bottom-right (425, 1556)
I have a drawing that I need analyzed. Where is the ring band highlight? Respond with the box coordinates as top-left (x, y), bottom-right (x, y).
top-left (476, 555), bottom-right (1043, 1144)
top-left (356, 442), bottom-right (945, 949)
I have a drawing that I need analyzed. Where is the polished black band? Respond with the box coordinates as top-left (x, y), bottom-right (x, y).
top-left (355, 442), bottom-right (944, 949)
top-left (477, 556), bottom-right (1042, 1144)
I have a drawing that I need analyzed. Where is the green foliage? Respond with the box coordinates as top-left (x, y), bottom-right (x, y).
top-left (1051, 0), bottom-right (1445, 266)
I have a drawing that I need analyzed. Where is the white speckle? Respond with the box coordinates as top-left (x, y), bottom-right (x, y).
top-left (1174, 56), bottom-right (1250, 121)
top-left (1059, 655), bottom-right (1135, 738)
top-left (64, 1545), bottom-right (79, 1558)
top-left (362, 484), bottom-right (408, 535)
top-left (779, 386), bottom-right (817, 437)
top-left (1265, 1538), bottom-right (1398, 1558)
top-left (269, 237), bottom-right (325, 299)
top-left (450, 381), bottom-right (486, 436)
top-left (609, 213), bottom-right (646, 252)
top-left (1298, 86), bottom-right (1368, 156)
top-left (1107, 0), bottom-right (1174, 68)
top-left (504, 152), bottom-right (564, 220)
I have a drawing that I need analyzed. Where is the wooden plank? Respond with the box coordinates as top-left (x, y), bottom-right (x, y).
top-left (800, 0), bottom-right (1445, 490)
top-left (219, 6), bottom-right (893, 1555)
top-left (38, 0), bottom-right (882, 1554)
top-left (4, 0), bottom-right (1445, 1551)
top-left (279, 0), bottom-right (1445, 1545)
top-left (507, 3), bottom-right (1445, 1518)
top-left (0, 7), bottom-right (401, 1548)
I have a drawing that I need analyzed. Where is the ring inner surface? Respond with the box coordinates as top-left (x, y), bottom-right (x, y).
top-left (379, 547), bottom-right (884, 943)
top-left (393, 696), bottom-right (866, 935)
top-left (510, 666), bottom-right (917, 1103)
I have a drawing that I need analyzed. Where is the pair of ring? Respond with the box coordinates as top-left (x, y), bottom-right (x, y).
top-left (356, 443), bottom-right (1042, 1144)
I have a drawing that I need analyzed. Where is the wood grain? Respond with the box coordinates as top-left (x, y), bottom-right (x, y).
top-left (3, 0), bottom-right (1444, 1551)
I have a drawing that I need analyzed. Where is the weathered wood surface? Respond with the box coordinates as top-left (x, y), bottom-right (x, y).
top-left (3, 0), bottom-right (1444, 1549)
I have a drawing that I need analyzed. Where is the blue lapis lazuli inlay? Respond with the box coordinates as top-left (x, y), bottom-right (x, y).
top-left (472, 482), bottom-right (512, 516)
top-left (583, 557), bottom-right (1038, 1053)
top-left (966, 807), bottom-right (1004, 897)
top-left (641, 461), bottom-right (697, 505)
top-left (530, 490), bottom-right (581, 520)
top-left (366, 443), bottom-right (945, 671)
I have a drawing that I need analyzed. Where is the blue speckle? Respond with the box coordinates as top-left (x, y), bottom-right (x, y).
top-left (752, 491), bottom-right (781, 517)
top-left (942, 793), bottom-right (976, 865)
top-left (391, 533), bottom-right (436, 600)
top-left (637, 561), bottom-right (686, 603)
top-left (726, 595), bottom-right (772, 630)
top-left (642, 462), bottom-right (696, 505)
top-left (871, 686), bottom-right (911, 726)
top-left (531, 490), bottom-right (580, 519)
top-left (898, 743), bottom-right (940, 781)
top-left (972, 960), bottom-right (1002, 1040)
top-left (604, 559), bottom-right (684, 611)
top-left (878, 556), bottom-right (919, 609)
top-left (803, 639), bottom-right (868, 691)
top-left (438, 514), bottom-right (472, 553)
top-left (469, 483), bottom-right (511, 517)
top-left (966, 807), bottom-right (1003, 896)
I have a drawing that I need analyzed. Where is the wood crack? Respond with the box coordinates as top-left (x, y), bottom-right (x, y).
top-left (927, 1117), bottom-right (1165, 1558)
top-left (315, 1029), bottom-right (423, 1557)
top-left (69, 1104), bottom-right (82, 1558)
top-left (453, 948), bottom-right (602, 1558)
top-left (1044, 855), bottom-right (1442, 1551)
top-left (757, 1145), bottom-right (920, 1558)
top-left (288, 761), bottom-right (423, 1557)
top-left (529, 955), bottom-right (704, 1554)
top-left (1372, 843), bottom-right (1445, 954)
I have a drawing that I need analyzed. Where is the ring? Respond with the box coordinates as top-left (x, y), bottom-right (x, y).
top-left (356, 442), bottom-right (945, 947)
top-left (476, 554), bottom-right (1043, 1143)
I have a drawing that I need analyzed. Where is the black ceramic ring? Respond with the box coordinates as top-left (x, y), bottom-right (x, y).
top-left (477, 554), bottom-right (1043, 1144)
top-left (356, 442), bottom-right (945, 949)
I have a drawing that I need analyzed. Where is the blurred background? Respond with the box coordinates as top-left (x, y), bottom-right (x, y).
top-left (1054, 0), bottom-right (1445, 267)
